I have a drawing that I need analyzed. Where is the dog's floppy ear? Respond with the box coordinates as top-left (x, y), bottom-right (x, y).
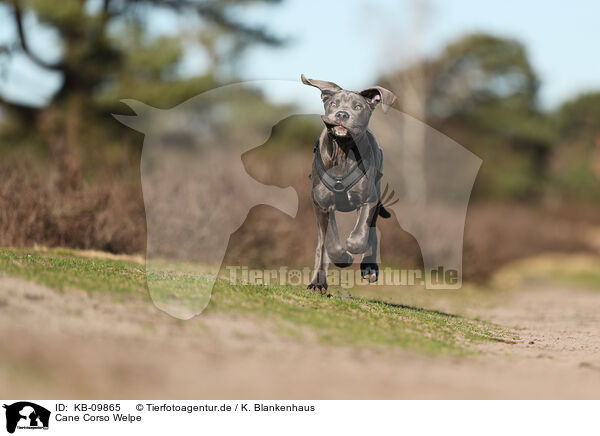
top-left (359, 86), bottom-right (397, 113)
top-left (301, 74), bottom-right (342, 101)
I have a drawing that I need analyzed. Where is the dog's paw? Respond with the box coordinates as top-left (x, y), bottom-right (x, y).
top-left (360, 261), bottom-right (379, 283)
top-left (307, 281), bottom-right (328, 295)
top-left (330, 249), bottom-right (354, 268)
top-left (308, 270), bottom-right (328, 294)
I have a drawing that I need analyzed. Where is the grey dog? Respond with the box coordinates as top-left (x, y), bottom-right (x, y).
top-left (301, 74), bottom-right (397, 293)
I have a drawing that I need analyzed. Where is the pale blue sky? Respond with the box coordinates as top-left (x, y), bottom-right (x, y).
top-left (1, 0), bottom-right (599, 109)
top-left (239, 0), bottom-right (600, 109)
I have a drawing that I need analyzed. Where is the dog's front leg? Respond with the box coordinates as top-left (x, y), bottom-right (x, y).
top-left (346, 201), bottom-right (379, 254)
top-left (308, 205), bottom-right (330, 293)
top-left (325, 211), bottom-right (354, 267)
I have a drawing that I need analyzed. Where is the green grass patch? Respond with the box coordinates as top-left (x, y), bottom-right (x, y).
top-left (0, 248), bottom-right (514, 356)
top-left (0, 248), bottom-right (147, 297)
top-left (209, 280), bottom-right (513, 356)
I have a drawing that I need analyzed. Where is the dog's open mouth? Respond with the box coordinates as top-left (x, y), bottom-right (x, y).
top-left (323, 119), bottom-right (351, 137)
top-left (332, 125), bottom-right (348, 136)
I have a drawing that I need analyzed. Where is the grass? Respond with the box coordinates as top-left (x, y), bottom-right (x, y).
top-left (210, 281), bottom-right (514, 355)
top-left (0, 247), bottom-right (516, 356)
top-left (0, 248), bottom-right (148, 297)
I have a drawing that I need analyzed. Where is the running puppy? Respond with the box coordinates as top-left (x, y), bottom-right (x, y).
top-left (302, 74), bottom-right (396, 293)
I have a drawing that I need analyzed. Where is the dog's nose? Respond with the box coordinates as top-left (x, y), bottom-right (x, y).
top-left (335, 111), bottom-right (349, 121)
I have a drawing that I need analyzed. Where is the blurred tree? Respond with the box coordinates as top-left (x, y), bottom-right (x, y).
top-left (0, 0), bottom-right (283, 182)
top-left (551, 92), bottom-right (600, 198)
top-left (427, 34), bottom-right (538, 118)
top-left (557, 92), bottom-right (600, 142)
top-left (382, 33), bottom-right (555, 199)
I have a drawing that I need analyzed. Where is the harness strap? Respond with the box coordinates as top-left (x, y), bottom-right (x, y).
top-left (313, 140), bottom-right (369, 193)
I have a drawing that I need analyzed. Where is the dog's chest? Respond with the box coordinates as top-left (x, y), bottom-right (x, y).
top-left (311, 165), bottom-right (372, 212)
top-left (311, 132), bottom-right (382, 211)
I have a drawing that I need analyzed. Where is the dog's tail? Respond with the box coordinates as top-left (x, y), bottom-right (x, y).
top-left (378, 183), bottom-right (398, 218)
top-left (379, 205), bottom-right (391, 218)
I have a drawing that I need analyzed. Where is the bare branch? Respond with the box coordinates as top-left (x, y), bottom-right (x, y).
top-left (11, 0), bottom-right (64, 71)
top-left (102, 0), bottom-right (112, 18)
top-left (194, 3), bottom-right (282, 46)
top-left (136, 0), bottom-right (283, 46)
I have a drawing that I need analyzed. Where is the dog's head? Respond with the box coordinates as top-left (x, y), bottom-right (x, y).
top-left (301, 74), bottom-right (396, 138)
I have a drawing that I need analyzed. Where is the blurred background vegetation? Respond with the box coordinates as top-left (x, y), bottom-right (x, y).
top-left (0, 0), bottom-right (599, 280)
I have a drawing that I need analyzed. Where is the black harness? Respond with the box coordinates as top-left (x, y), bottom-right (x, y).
top-left (313, 140), bottom-right (369, 194)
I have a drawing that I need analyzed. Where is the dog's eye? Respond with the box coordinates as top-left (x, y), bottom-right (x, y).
top-left (330, 102), bottom-right (337, 107)
top-left (354, 104), bottom-right (362, 110)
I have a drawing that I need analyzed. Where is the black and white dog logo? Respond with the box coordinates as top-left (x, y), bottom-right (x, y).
top-left (3, 402), bottom-right (50, 434)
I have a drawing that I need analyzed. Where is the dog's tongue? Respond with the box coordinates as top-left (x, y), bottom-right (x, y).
top-left (333, 126), bottom-right (348, 136)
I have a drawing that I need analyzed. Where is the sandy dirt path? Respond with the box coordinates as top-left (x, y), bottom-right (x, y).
top-left (1, 275), bottom-right (600, 399)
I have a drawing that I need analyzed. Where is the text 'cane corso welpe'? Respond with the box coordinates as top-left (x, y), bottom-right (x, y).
top-left (301, 74), bottom-right (397, 293)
